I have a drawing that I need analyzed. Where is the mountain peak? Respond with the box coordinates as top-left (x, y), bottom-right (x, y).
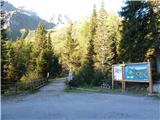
top-left (50, 13), bottom-right (71, 26)
top-left (1, 1), bottom-right (17, 12)
top-left (17, 6), bottom-right (37, 16)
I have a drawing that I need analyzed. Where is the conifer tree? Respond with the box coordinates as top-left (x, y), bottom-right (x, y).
top-left (36, 25), bottom-right (54, 78)
top-left (47, 32), bottom-right (52, 50)
top-left (119, 1), bottom-right (146, 62)
top-left (7, 42), bottom-right (18, 81)
top-left (24, 23), bottom-right (61, 79)
top-left (146, 0), bottom-right (160, 61)
top-left (94, 2), bottom-right (116, 77)
top-left (6, 39), bottom-right (31, 82)
top-left (1, 0), bottom-right (9, 93)
top-left (119, 0), bottom-right (160, 79)
top-left (41, 32), bottom-right (58, 78)
top-left (30, 23), bottom-right (46, 70)
top-left (63, 23), bottom-right (79, 72)
top-left (35, 22), bottom-right (47, 51)
top-left (84, 5), bottom-right (97, 85)
top-left (107, 13), bottom-right (122, 63)
top-left (37, 49), bottom-right (48, 79)
top-left (88, 5), bottom-right (97, 68)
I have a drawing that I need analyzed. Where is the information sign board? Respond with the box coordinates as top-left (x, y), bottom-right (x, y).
top-left (113, 65), bottom-right (122, 80)
top-left (124, 63), bottom-right (149, 81)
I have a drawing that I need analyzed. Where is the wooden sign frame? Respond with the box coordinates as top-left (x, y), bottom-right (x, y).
top-left (112, 60), bottom-right (153, 94)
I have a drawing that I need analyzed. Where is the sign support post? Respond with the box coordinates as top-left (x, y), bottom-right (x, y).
top-left (122, 62), bottom-right (125, 91)
top-left (148, 60), bottom-right (153, 95)
top-left (112, 65), bottom-right (114, 89)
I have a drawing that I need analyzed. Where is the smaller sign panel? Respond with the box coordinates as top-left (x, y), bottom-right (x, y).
top-left (124, 63), bottom-right (149, 81)
top-left (113, 65), bottom-right (122, 80)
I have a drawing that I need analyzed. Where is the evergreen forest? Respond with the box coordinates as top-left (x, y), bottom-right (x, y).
top-left (1, 0), bottom-right (160, 93)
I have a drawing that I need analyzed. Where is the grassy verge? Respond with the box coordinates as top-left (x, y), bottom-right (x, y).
top-left (64, 86), bottom-right (160, 99)
top-left (3, 87), bottom-right (40, 96)
top-left (149, 93), bottom-right (160, 99)
top-left (64, 87), bottom-right (121, 93)
top-left (64, 88), bottom-right (85, 93)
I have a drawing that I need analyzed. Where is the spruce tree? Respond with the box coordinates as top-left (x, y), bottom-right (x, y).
top-left (37, 49), bottom-right (48, 79)
top-left (42, 32), bottom-right (59, 78)
top-left (63, 23), bottom-right (79, 72)
top-left (84, 5), bottom-right (97, 85)
top-left (107, 13), bottom-right (122, 63)
top-left (146, 0), bottom-right (160, 61)
top-left (7, 43), bottom-right (17, 81)
top-left (35, 22), bottom-right (47, 52)
top-left (119, 1), bottom-right (147, 62)
top-left (119, 0), bottom-right (160, 79)
top-left (94, 2), bottom-right (116, 78)
top-left (6, 39), bottom-right (31, 82)
top-left (29, 22), bottom-right (48, 78)
top-left (1, 1), bottom-right (9, 93)
top-left (88, 5), bottom-right (97, 69)
top-left (47, 32), bottom-right (52, 51)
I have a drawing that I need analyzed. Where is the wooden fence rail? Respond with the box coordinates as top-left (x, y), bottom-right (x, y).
top-left (1, 79), bottom-right (48, 94)
top-left (29, 79), bottom-right (48, 90)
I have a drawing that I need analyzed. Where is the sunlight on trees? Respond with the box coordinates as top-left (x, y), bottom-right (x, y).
top-left (1, 0), bottom-right (160, 93)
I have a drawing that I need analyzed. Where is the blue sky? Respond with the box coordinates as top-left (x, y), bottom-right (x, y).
top-left (6, 0), bottom-right (125, 21)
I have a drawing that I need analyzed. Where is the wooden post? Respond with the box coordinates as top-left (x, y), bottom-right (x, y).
top-left (148, 59), bottom-right (153, 95)
top-left (122, 62), bottom-right (125, 91)
top-left (112, 65), bottom-right (114, 89)
top-left (121, 81), bottom-right (123, 91)
top-left (123, 80), bottom-right (126, 90)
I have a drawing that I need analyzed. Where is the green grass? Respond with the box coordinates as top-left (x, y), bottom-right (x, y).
top-left (64, 86), bottom-right (160, 99)
top-left (3, 90), bottom-right (17, 96)
top-left (64, 86), bottom-right (121, 93)
top-left (3, 88), bottom-right (39, 96)
top-left (149, 93), bottom-right (160, 99)
top-left (28, 89), bottom-right (39, 94)
top-left (64, 88), bottom-right (84, 93)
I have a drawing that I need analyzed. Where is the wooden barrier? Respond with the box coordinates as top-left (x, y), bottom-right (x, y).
top-left (29, 79), bottom-right (48, 90)
top-left (1, 79), bottom-right (48, 94)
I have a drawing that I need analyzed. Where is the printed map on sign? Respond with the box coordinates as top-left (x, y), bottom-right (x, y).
top-left (124, 64), bottom-right (148, 81)
top-left (114, 65), bottom-right (122, 80)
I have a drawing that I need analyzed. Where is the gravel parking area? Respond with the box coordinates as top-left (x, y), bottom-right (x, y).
top-left (1, 79), bottom-right (160, 120)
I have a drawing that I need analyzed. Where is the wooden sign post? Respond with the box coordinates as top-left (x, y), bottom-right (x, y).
top-left (148, 60), bottom-right (153, 95)
top-left (122, 62), bottom-right (125, 91)
top-left (112, 65), bottom-right (114, 89)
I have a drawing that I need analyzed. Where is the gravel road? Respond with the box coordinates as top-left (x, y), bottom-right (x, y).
top-left (1, 79), bottom-right (160, 120)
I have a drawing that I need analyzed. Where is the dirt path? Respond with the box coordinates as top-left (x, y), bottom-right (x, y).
top-left (20, 79), bottom-right (66, 101)
top-left (2, 79), bottom-right (160, 120)
top-left (40, 79), bottom-right (65, 93)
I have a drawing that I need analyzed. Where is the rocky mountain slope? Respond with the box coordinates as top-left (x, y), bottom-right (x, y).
top-left (2, 1), bottom-right (55, 40)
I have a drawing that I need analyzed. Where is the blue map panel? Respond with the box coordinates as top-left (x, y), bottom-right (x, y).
top-left (124, 63), bottom-right (149, 81)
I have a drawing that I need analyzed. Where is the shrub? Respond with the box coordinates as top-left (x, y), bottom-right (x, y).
top-left (20, 71), bottom-right (39, 81)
